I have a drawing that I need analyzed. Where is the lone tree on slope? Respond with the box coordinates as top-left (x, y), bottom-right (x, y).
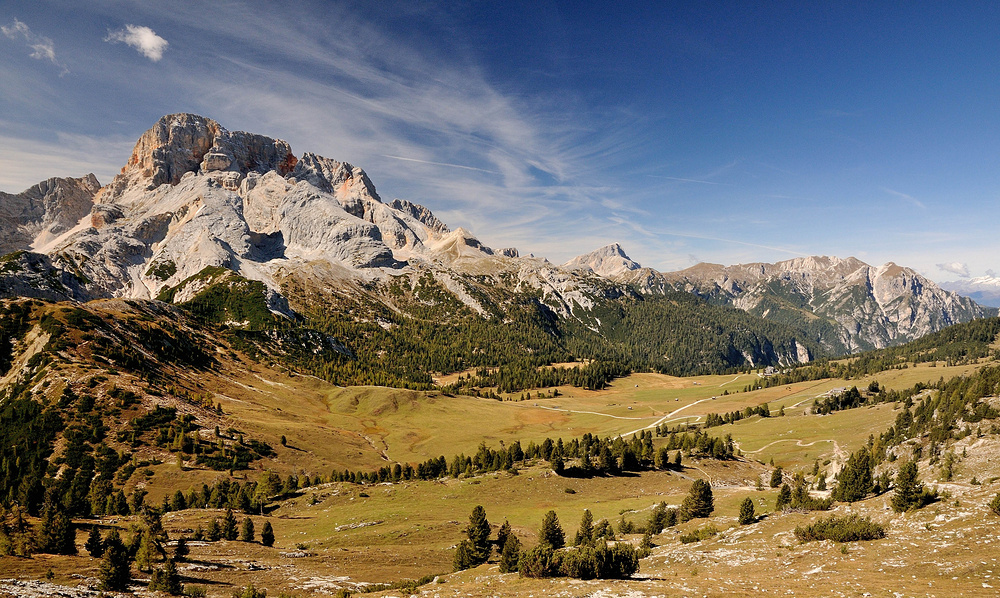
top-left (680, 479), bottom-right (714, 522)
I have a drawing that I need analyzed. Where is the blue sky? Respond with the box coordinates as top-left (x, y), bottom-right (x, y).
top-left (2, 1), bottom-right (998, 282)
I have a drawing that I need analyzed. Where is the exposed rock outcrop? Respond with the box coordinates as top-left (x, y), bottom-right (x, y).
top-left (0, 174), bottom-right (101, 254)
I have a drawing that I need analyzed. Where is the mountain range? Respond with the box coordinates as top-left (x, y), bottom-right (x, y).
top-left (0, 113), bottom-right (994, 378)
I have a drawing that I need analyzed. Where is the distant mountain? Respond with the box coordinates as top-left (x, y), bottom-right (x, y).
top-left (563, 243), bottom-right (641, 278)
top-left (941, 276), bottom-right (1000, 308)
top-left (580, 253), bottom-right (996, 354)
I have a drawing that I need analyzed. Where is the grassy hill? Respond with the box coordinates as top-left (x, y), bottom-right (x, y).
top-left (1, 295), bottom-right (1000, 597)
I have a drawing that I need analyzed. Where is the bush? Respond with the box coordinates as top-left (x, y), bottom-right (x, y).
top-left (990, 493), bottom-right (1000, 516)
top-left (232, 583), bottom-right (267, 598)
top-left (794, 514), bottom-right (886, 543)
top-left (679, 525), bottom-right (718, 544)
top-left (518, 545), bottom-right (560, 578)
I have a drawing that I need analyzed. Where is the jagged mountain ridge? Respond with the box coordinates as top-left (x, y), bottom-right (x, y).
top-left (575, 249), bottom-right (994, 353)
top-left (941, 276), bottom-right (1000, 308)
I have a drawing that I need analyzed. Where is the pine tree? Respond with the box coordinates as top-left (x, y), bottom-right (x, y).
top-left (36, 499), bottom-right (76, 554)
top-left (161, 558), bottom-right (182, 595)
top-left (891, 460), bottom-right (923, 513)
top-left (240, 517), bottom-right (255, 542)
top-left (738, 497), bottom-right (756, 525)
top-left (832, 449), bottom-right (874, 503)
top-left (98, 530), bottom-right (131, 591)
top-left (539, 510), bottom-right (565, 550)
top-left (775, 483), bottom-right (792, 510)
top-left (135, 528), bottom-right (157, 572)
top-left (222, 508), bottom-right (238, 541)
top-left (174, 536), bottom-right (188, 561)
top-left (453, 539), bottom-right (476, 571)
top-left (207, 518), bottom-right (222, 541)
top-left (680, 479), bottom-right (714, 522)
top-left (498, 533), bottom-right (521, 573)
top-left (85, 525), bottom-right (104, 558)
top-left (769, 466), bottom-right (783, 488)
top-left (466, 505), bottom-right (491, 564)
top-left (495, 519), bottom-right (511, 554)
top-left (573, 509), bottom-right (594, 546)
top-left (990, 493), bottom-right (1000, 517)
top-left (260, 521), bottom-right (275, 547)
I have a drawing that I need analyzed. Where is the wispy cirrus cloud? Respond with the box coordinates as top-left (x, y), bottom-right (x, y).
top-left (1, 18), bottom-right (68, 74)
top-left (104, 25), bottom-right (168, 61)
top-left (881, 187), bottom-right (926, 209)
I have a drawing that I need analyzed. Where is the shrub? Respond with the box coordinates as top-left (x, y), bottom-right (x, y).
top-left (679, 525), bottom-right (718, 544)
top-left (794, 514), bottom-right (886, 543)
top-left (232, 583), bottom-right (267, 598)
top-left (990, 493), bottom-right (1000, 516)
top-left (518, 545), bottom-right (560, 578)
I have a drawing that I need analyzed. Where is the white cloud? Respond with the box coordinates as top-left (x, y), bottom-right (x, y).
top-left (936, 262), bottom-right (970, 278)
top-left (104, 25), bottom-right (168, 61)
top-left (1, 18), bottom-right (67, 74)
top-left (987, 269), bottom-right (997, 278)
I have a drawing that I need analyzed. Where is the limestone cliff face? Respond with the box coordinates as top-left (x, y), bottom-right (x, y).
top-left (612, 254), bottom-right (995, 353)
top-left (0, 114), bottom-right (508, 304)
top-left (0, 174), bottom-right (101, 254)
top-left (563, 243), bottom-right (641, 278)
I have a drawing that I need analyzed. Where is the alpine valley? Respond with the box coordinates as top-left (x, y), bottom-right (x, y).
top-left (3, 115), bottom-right (1000, 598)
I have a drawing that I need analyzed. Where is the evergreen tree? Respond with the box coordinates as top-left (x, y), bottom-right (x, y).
top-left (466, 505), bottom-right (491, 564)
top-left (990, 493), bottom-right (1000, 517)
top-left (135, 528), bottom-right (157, 572)
top-left (260, 521), bottom-right (275, 547)
top-left (738, 497), bottom-right (756, 525)
top-left (149, 558), bottom-right (183, 595)
top-left (453, 539), bottom-right (476, 571)
top-left (769, 466), bottom-right (783, 488)
top-left (775, 484), bottom-right (792, 510)
top-left (498, 533), bottom-right (522, 573)
top-left (207, 518), bottom-right (222, 541)
top-left (891, 460), bottom-right (927, 513)
top-left (832, 449), bottom-right (874, 503)
top-left (539, 510), bottom-right (565, 550)
top-left (174, 536), bottom-right (188, 561)
top-left (98, 530), bottom-right (131, 591)
top-left (170, 490), bottom-right (187, 511)
top-left (680, 479), bottom-right (714, 522)
top-left (161, 558), bottom-right (182, 595)
top-left (573, 509), bottom-right (594, 546)
top-left (495, 519), bottom-right (511, 554)
top-left (222, 508), bottom-right (238, 541)
top-left (240, 517), bottom-right (255, 542)
top-left (36, 499), bottom-right (76, 554)
top-left (85, 525), bottom-right (104, 558)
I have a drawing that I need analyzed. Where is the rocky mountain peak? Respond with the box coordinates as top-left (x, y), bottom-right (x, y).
top-left (98, 113), bottom-right (296, 204)
top-left (564, 243), bottom-right (641, 278)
